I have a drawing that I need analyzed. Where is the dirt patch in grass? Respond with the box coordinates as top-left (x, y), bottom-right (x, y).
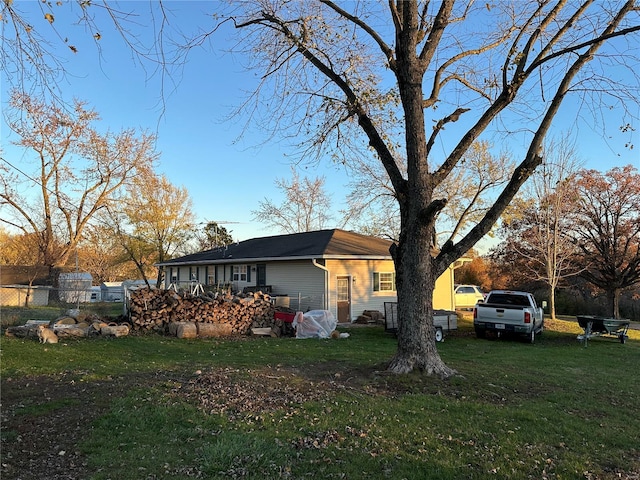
top-left (0, 372), bottom-right (171, 480)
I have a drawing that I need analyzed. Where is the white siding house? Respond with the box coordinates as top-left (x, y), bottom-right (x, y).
top-left (157, 229), bottom-right (457, 323)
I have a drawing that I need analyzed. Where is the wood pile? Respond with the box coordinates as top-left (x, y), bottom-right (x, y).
top-left (128, 288), bottom-right (284, 336)
top-left (354, 310), bottom-right (385, 324)
top-left (4, 314), bottom-right (130, 340)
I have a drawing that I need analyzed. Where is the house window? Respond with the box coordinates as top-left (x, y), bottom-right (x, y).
top-left (373, 272), bottom-right (396, 292)
top-left (207, 274), bottom-right (215, 285)
top-left (233, 265), bottom-right (247, 282)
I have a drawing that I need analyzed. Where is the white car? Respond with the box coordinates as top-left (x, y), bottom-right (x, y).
top-left (454, 285), bottom-right (485, 310)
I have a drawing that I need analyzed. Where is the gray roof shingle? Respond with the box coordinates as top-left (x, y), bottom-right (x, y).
top-left (158, 229), bottom-right (393, 266)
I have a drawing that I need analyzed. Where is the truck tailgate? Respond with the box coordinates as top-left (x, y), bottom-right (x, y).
top-left (478, 304), bottom-right (527, 324)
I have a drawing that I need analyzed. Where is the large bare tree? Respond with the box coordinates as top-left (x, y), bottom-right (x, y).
top-left (219, 1), bottom-right (639, 376)
top-left (252, 167), bottom-right (337, 233)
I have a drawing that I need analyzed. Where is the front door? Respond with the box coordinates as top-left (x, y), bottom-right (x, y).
top-left (337, 276), bottom-right (351, 323)
top-left (256, 264), bottom-right (267, 286)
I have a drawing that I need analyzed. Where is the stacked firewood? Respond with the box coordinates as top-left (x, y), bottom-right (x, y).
top-left (128, 287), bottom-right (279, 336)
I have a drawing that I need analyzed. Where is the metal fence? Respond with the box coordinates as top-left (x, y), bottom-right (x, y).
top-left (162, 281), bottom-right (326, 312)
top-left (0, 285), bottom-right (116, 308)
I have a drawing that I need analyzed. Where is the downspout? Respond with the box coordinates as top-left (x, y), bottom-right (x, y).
top-left (312, 259), bottom-right (330, 312)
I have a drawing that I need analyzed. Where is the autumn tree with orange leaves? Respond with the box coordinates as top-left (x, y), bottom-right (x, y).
top-left (570, 165), bottom-right (640, 319)
top-left (0, 92), bottom-right (157, 282)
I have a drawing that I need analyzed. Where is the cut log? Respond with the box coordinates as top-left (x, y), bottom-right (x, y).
top-left (176, 322), bottom-right (197, 339)
top-left (4, 325), bottom-right (38, 339)
top-left (55, 316), bottom-right (77, 325)
top-left (101, 325), bottom-right (130, 337)
top-left (54, 326), bottom-right (88, 338)
top-left (197, 322), bottom-right (233, 338)
top-left (168, 321), bottom-right (187, 336)
top-left (251, 327), bottom-right (272, 336)
top-left (89, 322), bottom-right (109, 335)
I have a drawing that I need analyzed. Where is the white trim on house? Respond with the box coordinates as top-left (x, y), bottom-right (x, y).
top-left (158, 254), bottom-right (391, 267)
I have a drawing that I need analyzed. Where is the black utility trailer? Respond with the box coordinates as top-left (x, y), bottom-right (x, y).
top-left (384, 302), bottom-right (457, 342)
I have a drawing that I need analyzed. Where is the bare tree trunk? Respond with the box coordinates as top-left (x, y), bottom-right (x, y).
top-left (24, 282), bottom-right (32, 308)
top-left (47, 265), bottom-right (60, 303)
top-left (549, 285), bottom-right (556, 321)
top-left (388, 226), bottom-right (456, 377)
top-left (155, 267), bottom-right (164, 289)
top-left (610, 289), bottom-right (621, 319)
top-left (382, 7), bottom-right (457, 377)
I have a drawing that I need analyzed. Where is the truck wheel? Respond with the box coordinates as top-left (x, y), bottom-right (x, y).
top-left (475, 327), bottom-right (485, 339)
top-left (528, 330), bottom-right (535, 344)
top-left (435, 328), bottom-right (443, 342)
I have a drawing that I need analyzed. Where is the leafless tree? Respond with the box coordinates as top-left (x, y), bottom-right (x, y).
top-left (342, 140), bottom-right (515, 244)
top-left (498, 136), bottom-right (584, 319)
top-left (252, 167), bottom-right (337, 233)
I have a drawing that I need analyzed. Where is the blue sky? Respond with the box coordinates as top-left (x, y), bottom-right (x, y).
top-left (2, 2), bottom-right (638, 243)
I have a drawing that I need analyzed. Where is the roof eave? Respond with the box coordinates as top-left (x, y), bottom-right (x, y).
top-left (156, 254), bottom-right (393, 267)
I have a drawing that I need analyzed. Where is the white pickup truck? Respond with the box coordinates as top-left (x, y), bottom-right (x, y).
top-left (473, 290), bottom-right (544, 343)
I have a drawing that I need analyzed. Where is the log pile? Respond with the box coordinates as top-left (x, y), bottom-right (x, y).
top-left (128, 288), bottom-right (282, 336)
top-left (4, 314), bottom-right (130, 340)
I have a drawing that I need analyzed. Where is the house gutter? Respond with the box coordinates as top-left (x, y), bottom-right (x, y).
top-left (155, 254), bottom-right (391, 268)
top-left (312, 258), bottom-right (330, 311)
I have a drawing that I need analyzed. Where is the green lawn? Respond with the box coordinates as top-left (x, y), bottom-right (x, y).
top-left (1, 316), bottom-right (639, 479)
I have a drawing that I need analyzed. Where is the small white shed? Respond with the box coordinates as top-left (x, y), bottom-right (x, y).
top-left (59, 272), bottom-right (93, 303)
top-left (0, 285), bottom-right (51, 307)
top-left (101, 282), bottom-right (124, 302)
top-left (90, 286), bottom-right (102, 302)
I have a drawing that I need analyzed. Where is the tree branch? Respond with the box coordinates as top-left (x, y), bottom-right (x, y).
top-left (418, 0), bottom-right (454, 67)
top-left (236, 10), bottom-right (408, 200)
top-left (426, 107), bottom-right (470, 155)
top-left (320, 0), bottom-right (396, 71)
top-left (436, 15), bottom-right (628, 277)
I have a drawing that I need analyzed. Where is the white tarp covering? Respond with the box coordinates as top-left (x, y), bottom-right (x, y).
top-left (292, 310), bottom-right (337, 339)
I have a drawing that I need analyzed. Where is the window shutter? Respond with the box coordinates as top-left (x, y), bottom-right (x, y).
top-left (247, 265), bottom-right (251, 282)
top-left (373, 272), bottom-right (380, 292)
